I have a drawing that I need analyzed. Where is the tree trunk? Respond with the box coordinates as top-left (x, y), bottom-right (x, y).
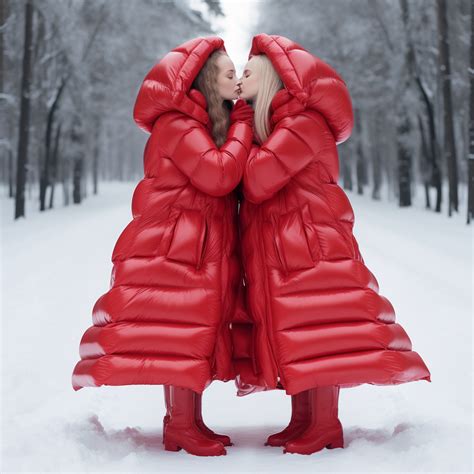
top-left (40, 81), bottom-right (65, 211)
top-left (418, 114), bottom-right (432, 209)
top-left (14, 0), bottom-right (34, 219)
top-left (341, 144), bottom-right (353, 191)
top-left (48, 122), bottom-right (62, 209)
top-left (467, 0), bottom-right (474, 224)
top-left (0, 0), bottom-right (10, 195)
top-left (437, 0), bottom-right (459, 216)
top-left (397, 115), bottom-right (412, 207)
top-left (92, 117), bottom-right (100, 195)
top-left (396, 0), bottom-right (415, 208)
top-left (72, 154), bottom-right (83, 204)
top-left (371, 109), bottom-right (382, 200)
top-left (354, 108), bottom-right (367, 195)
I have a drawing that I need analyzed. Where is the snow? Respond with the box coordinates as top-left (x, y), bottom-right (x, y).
top-left (1, 180), bottom-right (472, 472)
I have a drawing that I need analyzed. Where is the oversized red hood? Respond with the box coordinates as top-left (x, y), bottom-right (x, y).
top-left (249, 34), bottom-right (354, 145)
top-left (133, 36), bottom-right (225, 133)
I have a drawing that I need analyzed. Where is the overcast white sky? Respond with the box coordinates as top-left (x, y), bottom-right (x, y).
top-left (190, 0), bottom-right (261, 75)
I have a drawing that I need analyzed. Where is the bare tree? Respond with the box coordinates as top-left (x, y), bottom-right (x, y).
top-left (437, 0), bottom-right (459, 216)
top-left (398, 0), bottom-right (443, 211)
top-left (37, 1), bottom-right (107, 211)
top-left (0, 0), bottom-right (14, 198)
top-left (468, 0), bottom-right (474, 224)
top-left (14, 0), bottom-right (34, 219)
top-left (48, 121), bottom-right (61, 209)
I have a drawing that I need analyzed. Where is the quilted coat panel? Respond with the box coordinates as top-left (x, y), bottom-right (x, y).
top-left (72, 36), bottom-right (252, 393)
top-left (231, 34), bottom-right (431, 396)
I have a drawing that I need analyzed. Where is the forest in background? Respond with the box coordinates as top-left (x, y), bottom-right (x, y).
top-left (2, 0), bottom-right (473, 223)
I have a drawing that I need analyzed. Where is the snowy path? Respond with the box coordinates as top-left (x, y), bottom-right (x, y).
top-left (1, 181), bottom-right (472, 472)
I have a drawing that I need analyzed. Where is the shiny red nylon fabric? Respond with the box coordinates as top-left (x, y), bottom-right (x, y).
top-left (231, 34), bottom-right (432, 396)
top-left (72, 37), bottom-right (253, 393)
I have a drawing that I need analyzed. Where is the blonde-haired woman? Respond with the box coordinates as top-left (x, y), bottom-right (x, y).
top-left (72, 37), bottom-right (254, 457)
top-left (232, 34), bottom-right (431, 455)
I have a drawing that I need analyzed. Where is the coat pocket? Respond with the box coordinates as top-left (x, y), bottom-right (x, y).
top-left (166, 207), bottom-right (208, 269)
top-left (272, 206), bottom-right (314, 273)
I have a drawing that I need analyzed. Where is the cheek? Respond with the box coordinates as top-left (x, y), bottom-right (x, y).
top-left (221, 78), bottom-right (235, 91)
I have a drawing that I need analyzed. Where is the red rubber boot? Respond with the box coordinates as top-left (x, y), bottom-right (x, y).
top-left (164, 386), bottom-right (227, 456)
top-left (265, 390), bottom-right (311, 446)
top-left (284, 385), bottom-right (344, 455)
top-left (162, 386), bottom-right (232, 446)
top-left (162, 385), bottom-right (171, 444)
top-left (194, 391), bottom-right (233, 446)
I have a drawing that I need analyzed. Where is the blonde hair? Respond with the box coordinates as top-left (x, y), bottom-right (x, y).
top-left (191, 49), bottom-right (232, 147)
top-left (250, 54), bottom-right (284, 144)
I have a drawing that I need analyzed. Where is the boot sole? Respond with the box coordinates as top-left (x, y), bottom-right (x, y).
top-left (164, 437), bottom-right (227, 456)
top-left (283, 429), bottom-right (344, 454)
top-left (163, 418), bottom-right (232, 447)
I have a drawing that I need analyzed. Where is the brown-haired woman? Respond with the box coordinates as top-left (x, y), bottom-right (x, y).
top-left (71, 37), bottom-right (254, 457)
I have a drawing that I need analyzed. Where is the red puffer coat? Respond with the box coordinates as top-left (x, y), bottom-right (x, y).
top-left (231, 34), bottom-right (431, 396)
top-left (72, 37), bottom-right (252, 393)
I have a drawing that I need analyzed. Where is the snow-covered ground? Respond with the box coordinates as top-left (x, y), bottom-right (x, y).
top-left (1, 180), bottom-right (472, 472)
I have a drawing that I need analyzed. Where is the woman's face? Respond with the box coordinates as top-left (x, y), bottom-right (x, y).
top-left (236, 56), bottom-right (259, 101)
top-left (216, 54), bottom-right (240, 100)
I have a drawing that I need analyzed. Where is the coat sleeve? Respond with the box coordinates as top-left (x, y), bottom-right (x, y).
top-left (242, 113), bottom-right (327, 204)
top-left (160, 115), bottom-right (252, 197)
